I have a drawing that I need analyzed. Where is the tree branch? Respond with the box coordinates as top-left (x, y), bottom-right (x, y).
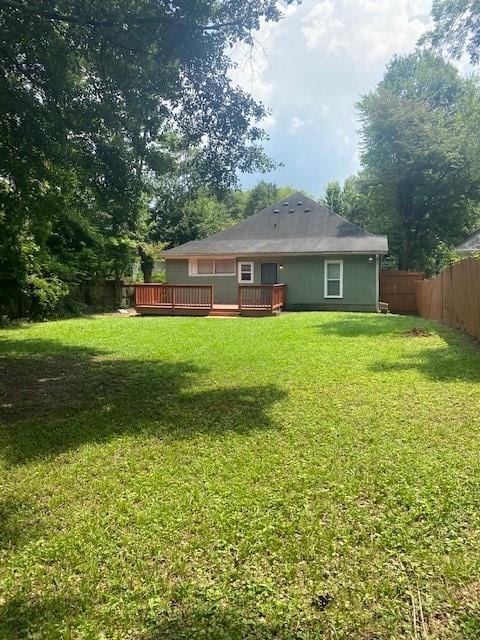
top-left (0, 0), bottom-right (246, 31)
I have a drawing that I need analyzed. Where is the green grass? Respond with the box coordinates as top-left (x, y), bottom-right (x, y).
top-left (1, 312), bottom-right (480, 639)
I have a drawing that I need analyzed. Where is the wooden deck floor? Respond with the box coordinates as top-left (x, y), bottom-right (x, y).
top-left (134, 284), bottom-right (286, 317)
top-left (135, 303), bottom-right (280, 317)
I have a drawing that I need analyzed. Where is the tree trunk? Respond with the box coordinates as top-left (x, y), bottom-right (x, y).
top-left (114, 265), bottom-right (122, 308)
top-left (397, 182), bottom-right (414, 271)
top-left (141, 261), bottom-right (153, 283)
top-left (399, 224), bottom-right (411, 271)
top-left (138, 246), bottom-right (154, 283)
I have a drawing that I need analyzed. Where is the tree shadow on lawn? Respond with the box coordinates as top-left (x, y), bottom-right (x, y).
top-left (0, 338), bottom-right (286, 466)
top-left (310, 313), bottom-right (435, 338)
top-left (0, 495), bottom-right (38, 550)
top-left (144, 606), bottom-right (314, 640)
top-left (311, 315), bottom-right (480, 382)
top-left (369, 344), bottom-right (480, 382)
top-left (0, 593), bottom-right (87, 640)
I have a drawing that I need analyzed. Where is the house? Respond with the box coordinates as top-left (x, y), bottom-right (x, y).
top-left (135, 193), bottom-right (388, 316)
top-left (456, 229), bottom-right (480, 256)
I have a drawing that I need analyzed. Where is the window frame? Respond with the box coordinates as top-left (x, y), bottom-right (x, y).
top-left (324, 259), bottom-right (343, 299)
top-left (188, 258), bottom-right (236, 277)
top-left (214, 258), bottom-right (236, 275)
top-left (238, 261), bottom-right (254, 284)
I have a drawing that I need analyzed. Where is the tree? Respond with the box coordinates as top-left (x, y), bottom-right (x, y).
top-left (0, 0), bottom-right (297, 315)
top-left (244, 181), bottom-right (296, 216)
top-left (426, 0), bottom-right (480, 64)
top-left (323, 181), bottom-right (344, 215)
top-left (152, 181), bottom-right (299, 249)
top-left (340, 175), bottom-right (377, 230)
top-left (358, 51), bottom-right (480, 273)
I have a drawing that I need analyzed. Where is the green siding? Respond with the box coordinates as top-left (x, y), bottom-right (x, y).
top-left (165, 255), bottom-right (378, 310)
top-left (165, 260), bottom-right (238, 304)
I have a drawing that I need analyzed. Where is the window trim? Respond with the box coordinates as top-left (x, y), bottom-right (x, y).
top-left (188, 258), bottom-right (236, 277)
top-left (324, 259), bottom-right (343, 299)
top-left (238, 261), bottom-right (254, 284)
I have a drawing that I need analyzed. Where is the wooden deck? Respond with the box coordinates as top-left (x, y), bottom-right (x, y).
top-left (134, 284), bottom-right (286, 317)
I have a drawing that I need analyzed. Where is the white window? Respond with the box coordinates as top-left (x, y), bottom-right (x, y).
top-left (197, 258), bottom-right (214, 275)
top-left (238, 261), bottom-right (254, 283)
top-left (189, 258), bottom-right (235, 276)
top-left (324, 260), bottom-right (343, 298)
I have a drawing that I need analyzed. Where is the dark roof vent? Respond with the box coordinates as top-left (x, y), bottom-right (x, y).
top-left (283, 202), bottom-right (289, 206)
top-left (289, 208), bottom-right (294, 213)
top-left (305, 207), bottom-right (311, 212)
top-left (297, 201), bottom-right (303, 206)
top-left (273, 208), bottom-right (279, 213)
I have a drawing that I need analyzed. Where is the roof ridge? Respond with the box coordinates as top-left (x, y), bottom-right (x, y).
top-left (163, 189), bottom-right (389, 255)
top-left (270, 192), bottom-right (379, 238)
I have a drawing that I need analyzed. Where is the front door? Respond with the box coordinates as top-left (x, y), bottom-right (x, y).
top-left (261, 262), bottom-right (278, 285)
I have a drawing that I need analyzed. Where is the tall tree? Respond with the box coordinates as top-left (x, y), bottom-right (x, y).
top-left (244, 181), bottom-right (296, 216)
top-left (323, 181), bottom-right (344, 215)
top-left (426, 0), bottom-right (480, 64)
top-left (0, 0), bottom-right (297, 314)
top-left (358, 51), bottom-right (480, 273)
top-left (152, 181), bottom-right (298, 248)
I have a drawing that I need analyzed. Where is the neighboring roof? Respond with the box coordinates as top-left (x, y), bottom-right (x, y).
top-left (164, 193), bottom-right (388, 256)
top-left (456, 228), bottom-right (480, 254)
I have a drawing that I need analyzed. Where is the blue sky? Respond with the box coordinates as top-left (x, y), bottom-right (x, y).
top-left (232, 0), bottom-right (433, 197)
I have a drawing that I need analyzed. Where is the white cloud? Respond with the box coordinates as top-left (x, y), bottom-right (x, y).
top-left (237, 0), bottom-right (439, 193)
top-left (301, 0), bottom-right (431, 65)
top-left (302, 1), bottom-right (345, 52)
top-left (262, 113), bottom-right (277, 129)
top-left (290, 116), bottom-right (305, 132)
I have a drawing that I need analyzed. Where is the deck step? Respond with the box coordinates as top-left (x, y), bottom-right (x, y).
top-left (208, 310), bottom-right (241, 317)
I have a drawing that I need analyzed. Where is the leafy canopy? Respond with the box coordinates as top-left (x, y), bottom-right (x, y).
top-left (0, 0), bottom-right (297, 315)
top-left (357, 51), bottom-right (480, 272)
top-left (426, 0), bottom-right (480, 64)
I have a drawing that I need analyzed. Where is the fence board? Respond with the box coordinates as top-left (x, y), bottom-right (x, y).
top-left (380, 270), bottom-right (424, 314)
top-left (416, 258), bottom-right (480, 341)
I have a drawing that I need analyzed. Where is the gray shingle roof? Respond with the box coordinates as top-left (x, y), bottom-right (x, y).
top-left (456, 229), bottom-right (480, 254)
top-left (164, 192), bottom-right (388, 256)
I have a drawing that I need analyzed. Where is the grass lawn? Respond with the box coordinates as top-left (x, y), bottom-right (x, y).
top-left (1, 312), bottom-right (480, 639)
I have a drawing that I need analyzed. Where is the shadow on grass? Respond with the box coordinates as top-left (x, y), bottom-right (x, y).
top-left (0, 338), bottom-right (286, 466)
top-left (0, 594), bottom-right (86, 640)
top-left (311, 315), bottom-right (480, 382)
top-left (0, 496), bottom-right (37, 550)
top-left (370, 345), bottom-right (480, 382)
top-left (144, 606), bottom-right (312, 640)
top-left (310, 314), bottom-right (434, 338)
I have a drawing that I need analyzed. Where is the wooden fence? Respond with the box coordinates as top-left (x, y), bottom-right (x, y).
top-left (416, 258), bottom-right (480, 341)
top-left (380, 270), bottom-right (424, 314)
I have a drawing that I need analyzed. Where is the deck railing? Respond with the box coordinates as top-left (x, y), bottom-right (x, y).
top-left (135, 284), bottom-right (213, 310)
top-left (238, 284), bottom-right (286, 313)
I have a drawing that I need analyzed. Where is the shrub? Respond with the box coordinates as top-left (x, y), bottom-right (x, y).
top-left (27, 275), bottom-right (69, 318)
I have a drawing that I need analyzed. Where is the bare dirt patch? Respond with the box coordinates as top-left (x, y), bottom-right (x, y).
top-left (400, 327), bottom-right (433, 338)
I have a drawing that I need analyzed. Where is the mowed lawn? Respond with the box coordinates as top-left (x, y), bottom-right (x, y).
top-left (1, 313), bottom-right (480, 639)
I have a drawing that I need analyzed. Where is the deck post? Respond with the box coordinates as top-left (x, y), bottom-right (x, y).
top-left (172, 287), bottom-right (176, 309)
